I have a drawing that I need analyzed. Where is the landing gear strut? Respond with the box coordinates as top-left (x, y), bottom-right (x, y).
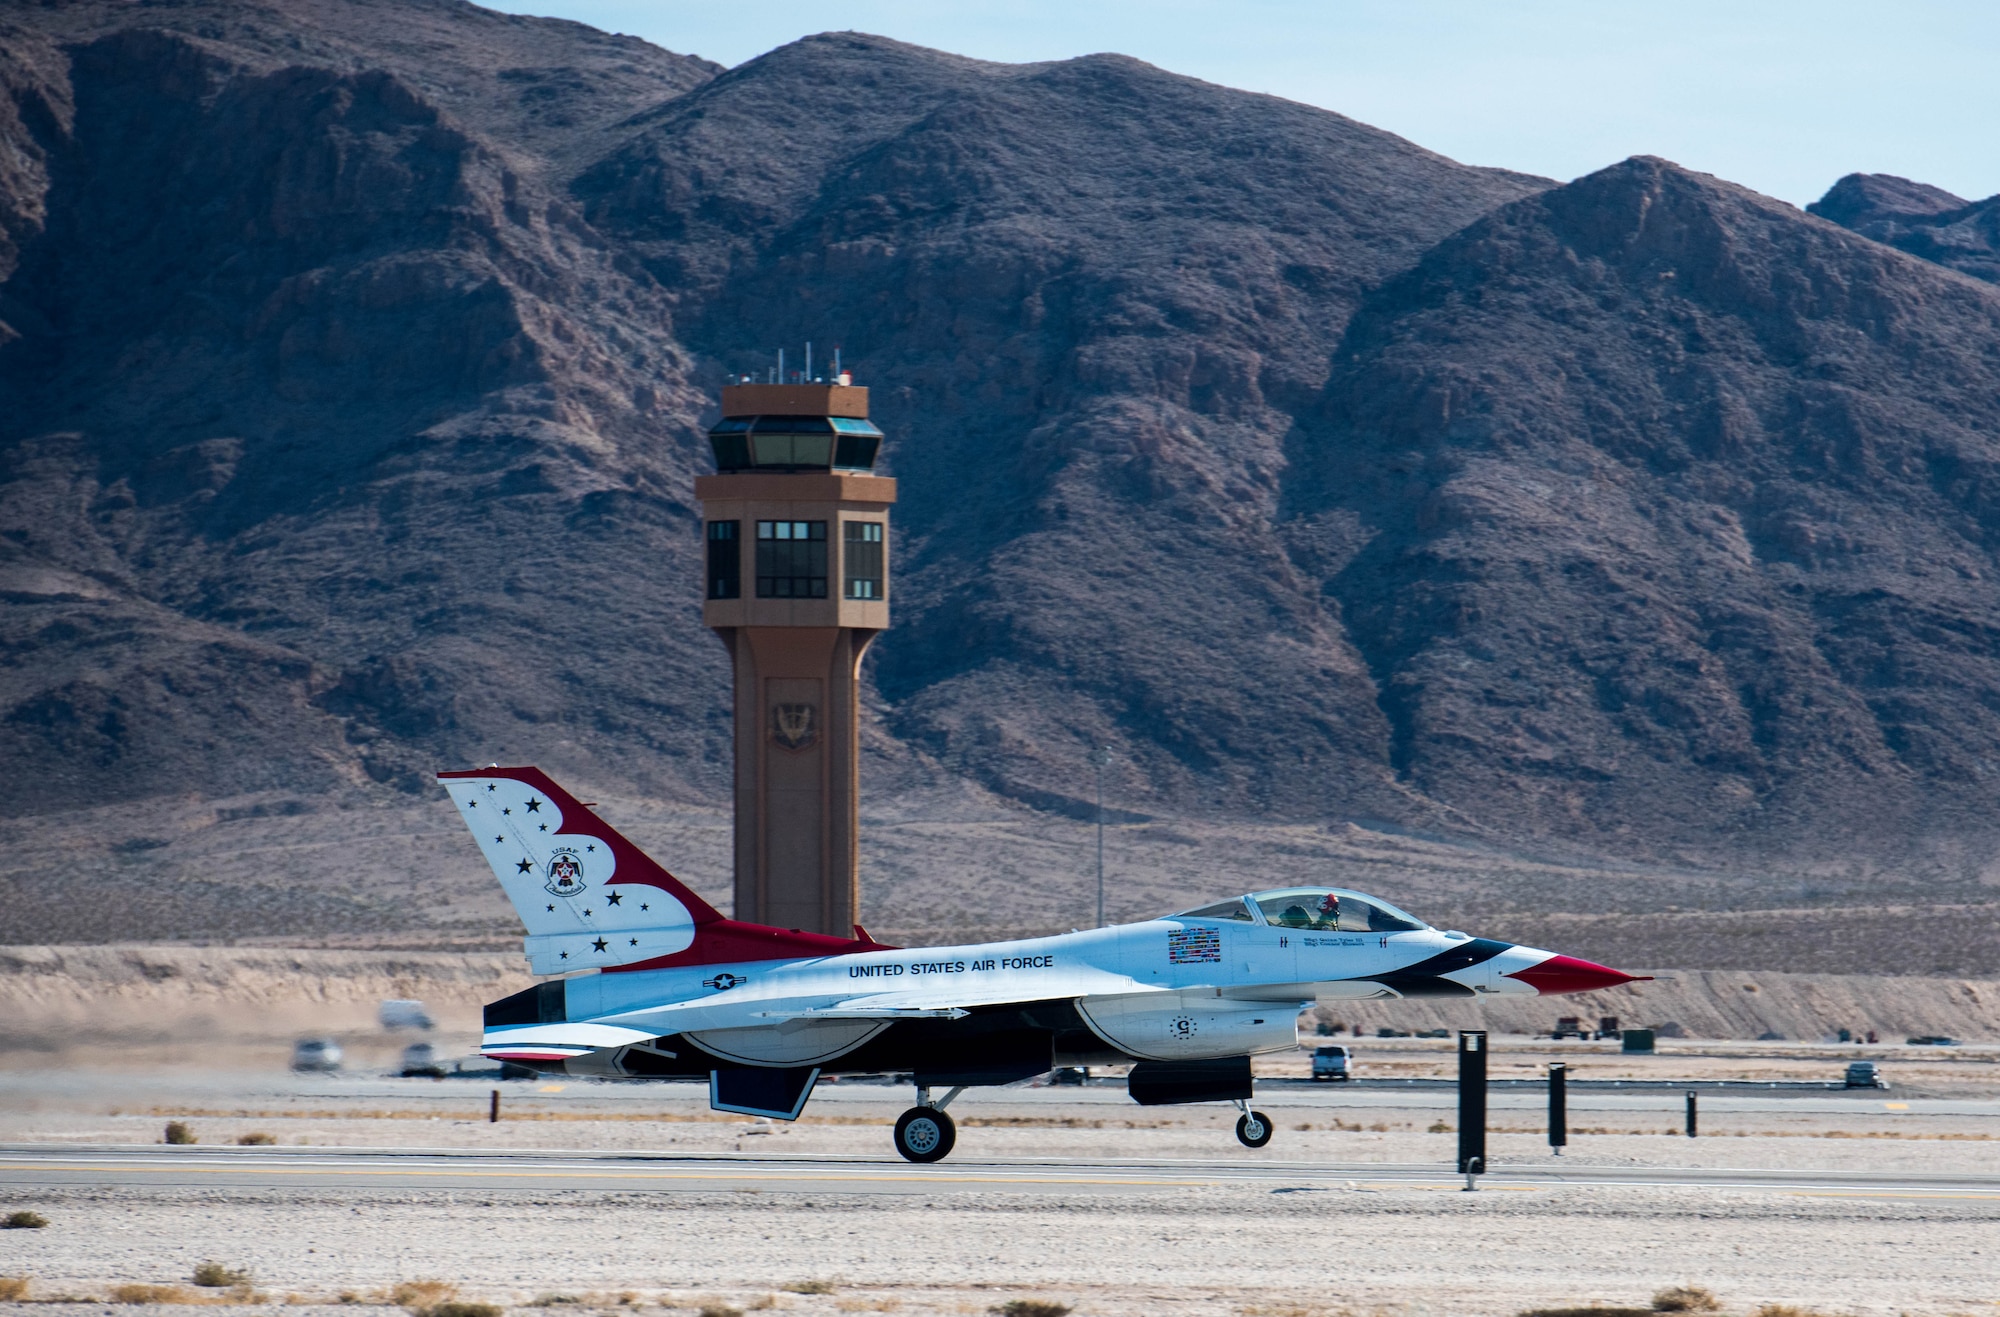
top-left (1234, 1099), bottom-right (1273, 1149)
top-left (893, 1085), bottom-right (963, 1163)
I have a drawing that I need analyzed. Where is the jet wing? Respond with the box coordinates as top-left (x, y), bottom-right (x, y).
top-left (487, 951), bottom-right (1158, 1057)
top-left (759, 975), bottom-right (1170, 1020)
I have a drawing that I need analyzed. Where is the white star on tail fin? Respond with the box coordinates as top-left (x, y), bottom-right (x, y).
top-left (437, 766), bottom-right (711, 974)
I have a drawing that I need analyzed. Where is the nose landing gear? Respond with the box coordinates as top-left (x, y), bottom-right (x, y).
top-left (893, 1085), bottom-right (964, 1163)
top-left (1233, 1099), bottom-right (1273, 1148)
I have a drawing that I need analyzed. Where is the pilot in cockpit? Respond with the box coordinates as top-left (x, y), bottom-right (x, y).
top-left (1274, 893), bottom-right (1341, 930)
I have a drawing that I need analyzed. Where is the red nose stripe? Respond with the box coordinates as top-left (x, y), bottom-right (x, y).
top-left (1506, 954), bottom-right (1649, 995)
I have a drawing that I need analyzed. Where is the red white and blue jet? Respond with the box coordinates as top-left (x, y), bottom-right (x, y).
top-left (445, 766), bottom-right (1644, 1162)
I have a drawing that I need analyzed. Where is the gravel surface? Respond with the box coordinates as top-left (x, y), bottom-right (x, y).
top-left (1, 1180), bottom-right (1995, 1317)
top-left (4, 1067), bottom-right (1998, 1316)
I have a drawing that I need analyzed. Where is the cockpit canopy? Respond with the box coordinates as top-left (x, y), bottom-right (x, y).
top-left (1172, 887), bottom-right (1429, 933)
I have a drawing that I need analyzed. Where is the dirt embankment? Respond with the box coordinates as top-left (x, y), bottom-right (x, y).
top-left (0, 946), bottom-right (1993, 1062)
top-left (0, 945), bottom-right (534, 1060)
top-left (1321, 969), bottom-right (2000, 1042)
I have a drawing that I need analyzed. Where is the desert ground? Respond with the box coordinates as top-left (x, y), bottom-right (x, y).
top-left (5, 1028), bottom-right (1999, 1317)
top-left (4, 945), bottom-right (1997, 1317)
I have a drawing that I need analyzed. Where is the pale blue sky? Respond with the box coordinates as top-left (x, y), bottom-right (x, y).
top-left (481, 0), bottom-right (1998, 208)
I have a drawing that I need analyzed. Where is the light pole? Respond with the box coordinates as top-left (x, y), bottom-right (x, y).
top-left (1093, 745), bottom-right (1109, 927)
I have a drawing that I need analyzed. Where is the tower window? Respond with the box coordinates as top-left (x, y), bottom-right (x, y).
top-left (756, 520), bottom-right (827, 598)
top-left (844, 521), bottom-right (885, 600)
top-left (706, 521), bottom-right (740, 599)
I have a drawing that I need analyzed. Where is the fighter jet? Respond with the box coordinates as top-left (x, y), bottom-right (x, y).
top-left (447, 766), bottom-right (1644, 1162)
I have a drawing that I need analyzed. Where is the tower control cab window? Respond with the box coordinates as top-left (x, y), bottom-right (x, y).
top-left (706, 521), bottom-right (740, 600)
top-left (844, 521), bottom-right (885, 599)
top-left (756, 520), bottom-right (827, 598)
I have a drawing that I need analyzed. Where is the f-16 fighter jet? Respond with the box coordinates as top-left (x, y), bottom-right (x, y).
top-left (447, 767), bottom-right (1644, 1162)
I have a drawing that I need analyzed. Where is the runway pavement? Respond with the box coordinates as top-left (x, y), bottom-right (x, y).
top-left (5, 1143), bottom-right (1997, 1199)
top-left (8, 1068), bottom-right (1991, 1116)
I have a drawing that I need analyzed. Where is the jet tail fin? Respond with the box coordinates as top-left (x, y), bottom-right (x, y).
top-left (438, 766), bottom-right (720, 974)
top-left (440, 766), bottom-right (890, 976)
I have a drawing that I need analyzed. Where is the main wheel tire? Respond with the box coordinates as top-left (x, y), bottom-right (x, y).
top-left (1235, 1110), bottom-right (1274, 1148)
top-left (893, 1106), bottom-right (957, 1163)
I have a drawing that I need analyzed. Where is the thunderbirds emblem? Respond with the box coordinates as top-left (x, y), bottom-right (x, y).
top-left (771, 702), bottom-right (818, 751)
top-left (544, 848), bottom-right (586, 898)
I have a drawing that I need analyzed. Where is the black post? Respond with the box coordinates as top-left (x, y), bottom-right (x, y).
top-left (1548, 1062), bottom-right (1567, 1155)
top-left (1458, 1030), bottom-right (1487, 1187)
top-left (490, 1089), bottom-right (501, 1123)
top-left (1685, 1090), bottom-right (1697, 1138)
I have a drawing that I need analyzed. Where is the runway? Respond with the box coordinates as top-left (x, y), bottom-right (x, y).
top-left (5, 1143), bottom-right (1997, 1199)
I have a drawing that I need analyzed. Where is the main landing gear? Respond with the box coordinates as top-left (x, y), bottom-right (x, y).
top-left (1234, 1099), bottom-right (1273, 1149)
top-left (893, 1085), bottom-right (964, 1163)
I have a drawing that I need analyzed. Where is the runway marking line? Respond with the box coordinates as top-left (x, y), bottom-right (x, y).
top-left (1788, 1190), bottom-right (2000, 1201)
top-left (6, 1157), bottom-right (1994, 1199)
top-left (0, 1161), bottom-right (1201, 1189)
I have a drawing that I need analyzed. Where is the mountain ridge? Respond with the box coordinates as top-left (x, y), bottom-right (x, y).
top-left (5, 1), bottom-right (2000, 952)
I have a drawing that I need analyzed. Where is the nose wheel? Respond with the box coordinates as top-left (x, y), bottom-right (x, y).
top-left (894, 1105), bottom-right (957, 1162)
top-left (1234, 1104), bottom-right (1273, 1148)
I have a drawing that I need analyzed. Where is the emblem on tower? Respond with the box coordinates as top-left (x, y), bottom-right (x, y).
top-left (772, 702), bottom-right (819, 751)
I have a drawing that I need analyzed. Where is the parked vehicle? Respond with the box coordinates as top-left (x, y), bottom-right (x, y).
top-left (1312, 1045), bottom-right (1352, 1081)
top-left (399, 1041), bottom-right (447, 1078)
top-left (290, 1037), bottom-right (342, 1073)
top-left (379, 999), bottom-right (436, 1031)
top-left (1907, 1036), bottom-right (1960, 1046)
top-left (1843, 1061), bottom-right (1887, 1088)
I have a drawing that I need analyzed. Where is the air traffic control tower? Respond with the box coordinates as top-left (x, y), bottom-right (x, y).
top-left (697, 377), bottom-right (894, 937)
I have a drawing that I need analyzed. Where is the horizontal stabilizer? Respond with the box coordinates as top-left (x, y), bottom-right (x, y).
top-left (481, 1021), bottom-right (658, 1062)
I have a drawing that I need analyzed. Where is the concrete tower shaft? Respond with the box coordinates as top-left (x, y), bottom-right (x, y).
top-left (697, 381), bottom-right (894, 936)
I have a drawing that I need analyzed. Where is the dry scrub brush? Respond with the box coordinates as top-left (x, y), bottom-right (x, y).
top-left (1520, 1291), bottom-right (1725, 1317)
top-left (3, 1210), bottom-right (49, 1228)
top-left (388, 1280), bottom-right (499, 1317)
top-left (0, 1277), bottom-right (30, 1302)
top-left (113, 1284), bottom-right (198, 1304)
top-left (193, 1261), bottom-right (252, 1288)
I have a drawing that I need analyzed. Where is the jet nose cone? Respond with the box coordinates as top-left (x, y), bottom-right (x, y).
top-left (1504, 953), bottom-right (1649, 995)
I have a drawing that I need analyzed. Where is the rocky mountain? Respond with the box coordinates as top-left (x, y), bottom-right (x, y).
top-left (1809, 172), bottom-right (2000, 284)
top-left (1291, 157), bottom-right (2000, 861)
top-left (6, 0), bottom-right (2000, 954)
